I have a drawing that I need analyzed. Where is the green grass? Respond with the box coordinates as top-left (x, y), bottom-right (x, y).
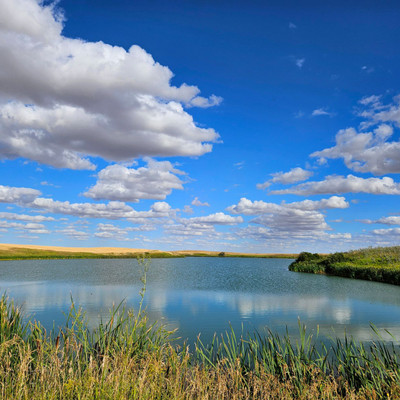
top-left (0, 248), bottom-right (182, 260)
top-left (1, 294), bottom-right (400, 399)
top-left (289, 246), bottom-right (400, 285)
top-left (0, 246), bottom-right (297, 261)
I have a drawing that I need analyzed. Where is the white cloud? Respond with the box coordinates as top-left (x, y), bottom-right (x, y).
top-left (362, 216), bottom-right (400, 225)
top-left (371, 228), bottom-right (400, 236)
top-left (359, 95), bottom-right (381, 106)
top-left (191, 197), bottom-right (210, 207)
top-left (164, 212), bottom-right (243, 239)
top-left (84, 159), bottom-right (184, 202)
top-left (311, 96), bottom-right (400, 175)
top-left (0, 212), bottom-right (54, 222)
top-left (270, 174), bottom-right (400, 195)
top-left (188, 94), bottom-right (223, 108)
top-left (0, 185), bottom-right (41, 204)
top-left (311, 125), bottom-right (400, 175)
top-left (57, 227), bottom-right (89, 240)
top-left (0, 0), bottom-right (220, 170)
top-left (234, 161), bottom-right (245, 169)
top-left (227, 198), bottom-right (280, 215)
top-left (186, 212), bottom-right (243, 225)
top-left (289, 22), bottom-right (297, 29)
top-left (94, 223), bottom-right (153, 240)
top-left (361, 66), bottom-right (374, 74)
top-left (0, 220), bottom-right (50, 234)
top-left (31, 198), bottom-right (176, 222)
top-left (252, 208), bottom-right (330, 236)
top-left (227, 196), bottom-right (349, 242)
top-left (165, 223), bottom-right (216, 237)
top-left (182, 205), bottom-right (193, 214)
top-left (295, 58), bottom-right (305, 68)
top-left (285, 196), bottom-right (349, 211)
top-left (0, 183), bottom-right (177, 223)
top-left (311, 108), bottom-right (334, 117)
top-left (227, 196), bottom-right (348, 216)
top-left (257, 167), bottom-right (313, 189)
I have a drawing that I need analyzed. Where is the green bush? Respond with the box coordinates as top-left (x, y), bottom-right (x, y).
top-left (296, 252), bottom-right (321, 263)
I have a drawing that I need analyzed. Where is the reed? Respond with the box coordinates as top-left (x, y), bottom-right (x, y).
top-left (1, 294), bottom-right (400, 399)
top-left (289, 246), bottom-right (400, 285)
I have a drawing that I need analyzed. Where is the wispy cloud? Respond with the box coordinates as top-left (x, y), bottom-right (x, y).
top-left (295, 58), bottom-right (305, 69)
top-left (311, 108), bottom-right (335, 117)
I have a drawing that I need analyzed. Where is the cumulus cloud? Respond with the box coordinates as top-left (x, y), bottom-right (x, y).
top-left (84, 159), bottom-right (184, 202)
top-left (94, 223), bottom-right (153, 240)
top-left (311, 96), bottom-right (400, 175)
top-left (57, 227), bottom-right (89, 240)
top-left (270, 175), bottom-right (400, 195)
top-left (0, 220), bottom-right (50, 234)
top-left (227, 196), bottom-right (350, 242)
top-left (257, 167), bottom-right (313, 189)
top-left (361, 216), bottom-right (400, 225)
top-left (252, 209), bottom-right (330, 236)
top-left (0, 183), bottom-right (176, 223)
top-left (227, 196), bottom-right (348, 216)
top-left (191, 197), bottom-right (210, 207)
top-left (164, 212), bottom-right (243, 239)
top-left (165, 223), bottom-right (216, 237)
top-left (227, 198), bottom-right (280, 215)
top-left (0, 0), bottom-right (220, 170)
top-left (235, 225), bottom-right (352, 243)
top-left (30, 198), bottom-right (175, 222)
top-left (371, 228), bottom-right (400, 236)
top-left (185, 212), bottom-right (243, 225)
top-left (0, 212), bottom-right (54, 222)
top-left (311, 125), bottom-right (400, 175)
top-left (0, 185), bottom-right (41, 204)
top-left (285, 196), bottom-right (349, 211)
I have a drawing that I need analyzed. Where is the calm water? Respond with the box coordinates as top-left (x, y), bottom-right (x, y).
top-left (1, 257), bottom-right (400, 344)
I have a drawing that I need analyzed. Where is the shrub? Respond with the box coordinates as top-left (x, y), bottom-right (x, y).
top-left (296, 252), bottom-right (321, 263)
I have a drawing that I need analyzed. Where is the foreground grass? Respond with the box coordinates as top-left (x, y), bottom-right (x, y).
top-left (1, 295), bottom-right (400, 399)
top-left (289, 246), bottom-right (400, 286)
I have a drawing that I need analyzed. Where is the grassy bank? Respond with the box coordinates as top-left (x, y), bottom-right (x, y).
top-left (0, 245), bottom-right (296, 261)
top-left (289, 246), bottom-right (400, 285)
top-left (0, 247), bottom-right (182, 261)
top-left (1, 295), bottom-right (400, 399)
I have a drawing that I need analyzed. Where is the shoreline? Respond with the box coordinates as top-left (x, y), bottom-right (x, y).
top-left (0, 243), bottom-right (297, 260)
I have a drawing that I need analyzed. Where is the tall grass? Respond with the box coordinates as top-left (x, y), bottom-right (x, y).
top-left (1, 294), bottom-right (400, 399)
top-left (289, 246), bottom-right (400, 285)
top-left (1, 254), bottom-right (400, 398)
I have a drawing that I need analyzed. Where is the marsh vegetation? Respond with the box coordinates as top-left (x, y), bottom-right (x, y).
top-left (1, 294), bottom-right (400, 399)
top-left (290, 246), bottom-right (400, 286)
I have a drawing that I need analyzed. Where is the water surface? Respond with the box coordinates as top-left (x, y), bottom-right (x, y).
top-left (1, 257), bottom-right (400, 344)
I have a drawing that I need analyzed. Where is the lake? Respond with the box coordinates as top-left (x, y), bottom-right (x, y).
top-left (1, 257), bottom-right (400, 345)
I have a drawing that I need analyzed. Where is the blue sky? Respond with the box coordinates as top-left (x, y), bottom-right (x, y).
top-left (1, 0), bottom-right (400, 253)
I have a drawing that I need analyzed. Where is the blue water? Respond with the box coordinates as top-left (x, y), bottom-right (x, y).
top-left (1, 257), bottom-right (400, 344)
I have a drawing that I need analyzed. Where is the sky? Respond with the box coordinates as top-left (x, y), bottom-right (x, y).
top-left (0, 0), bottom-right (400, 253)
